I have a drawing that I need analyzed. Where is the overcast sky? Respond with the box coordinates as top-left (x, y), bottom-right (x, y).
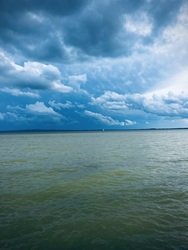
top-left (0, 0), bottom-right (188, 131)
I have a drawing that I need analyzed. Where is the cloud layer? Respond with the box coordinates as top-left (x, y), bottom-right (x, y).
top-left (0, 0), bottom-right (188, 130)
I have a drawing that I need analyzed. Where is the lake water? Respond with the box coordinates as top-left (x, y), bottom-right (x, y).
top-left (0, 130), bottom-right (188, 250)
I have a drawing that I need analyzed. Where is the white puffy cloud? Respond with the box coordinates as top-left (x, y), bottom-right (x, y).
top-left (75, 103), bottom-right (85, 109)
top-left (91, 91), bottom-right (128, 112)
top-left (92, 90), bottom-right (188, 119)
top-left (125, 119), bottom-right (137, 126)
top-left (0, 87), bottom-right (40, 98)
top-left (69, 74), bottom-right (87, 83)
top-left (142, 92), bottom-right (188, 117)
top-left (124, 12), bottom-right (153, 36)
top-left (26, 101), bottom-right (62, 117)
top-left (84, 110), bottom-right (125, 126)
top-left (68, 74), bottom-right (88, 93)
top-left (2, 102), bottom-right (66, 124)
top-left (49, 100), bottom-right (73, 110)
top-left (0, 52), bottom-right (72, 93)
top-left (0, 113), bottom-right (4, 120)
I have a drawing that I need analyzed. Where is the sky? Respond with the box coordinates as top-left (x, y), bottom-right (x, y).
top-left (0, 0), bottom-right (188, 131)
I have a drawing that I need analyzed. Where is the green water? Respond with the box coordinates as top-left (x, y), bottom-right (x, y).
top-left (0, 130), bottom-right (188, 249)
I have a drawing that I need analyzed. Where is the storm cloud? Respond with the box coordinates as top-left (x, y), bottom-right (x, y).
top-left (0, 0), bottom-right (188, 130)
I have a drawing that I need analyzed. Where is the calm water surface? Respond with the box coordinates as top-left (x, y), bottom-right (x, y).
top-left (0, 130), bottom-right (188, 250)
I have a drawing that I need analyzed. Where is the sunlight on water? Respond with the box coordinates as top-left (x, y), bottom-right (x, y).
top-left (0, 130), bottom-right (188, 249)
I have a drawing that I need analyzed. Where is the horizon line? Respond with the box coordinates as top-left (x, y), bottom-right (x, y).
top-left (0, 127), bottom-right (188, 133)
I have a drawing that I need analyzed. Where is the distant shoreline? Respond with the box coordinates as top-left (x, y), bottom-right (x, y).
top-left (0, 128), bottom-right (188, 134)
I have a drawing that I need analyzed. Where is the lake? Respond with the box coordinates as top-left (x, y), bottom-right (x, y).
top-left (0, 130), bottom-right (188, 249)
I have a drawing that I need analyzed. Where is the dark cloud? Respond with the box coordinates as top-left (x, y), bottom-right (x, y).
top-left (25, 33), bottom-right (69, 62)
top-left (0, 0), bottom-right (89, 61)
top-left (0, 0), bottom-right (88, 16)
top-left (62, 0), bottom-right (146, 57)
top-left (148, 0), bottom-right (185, 28)
top-left (63, 13), bottom-right (121, 57)
top-left (0, 0), bottom-right (185, 62)
top-left (62, 0), bottom-right (186, 57)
